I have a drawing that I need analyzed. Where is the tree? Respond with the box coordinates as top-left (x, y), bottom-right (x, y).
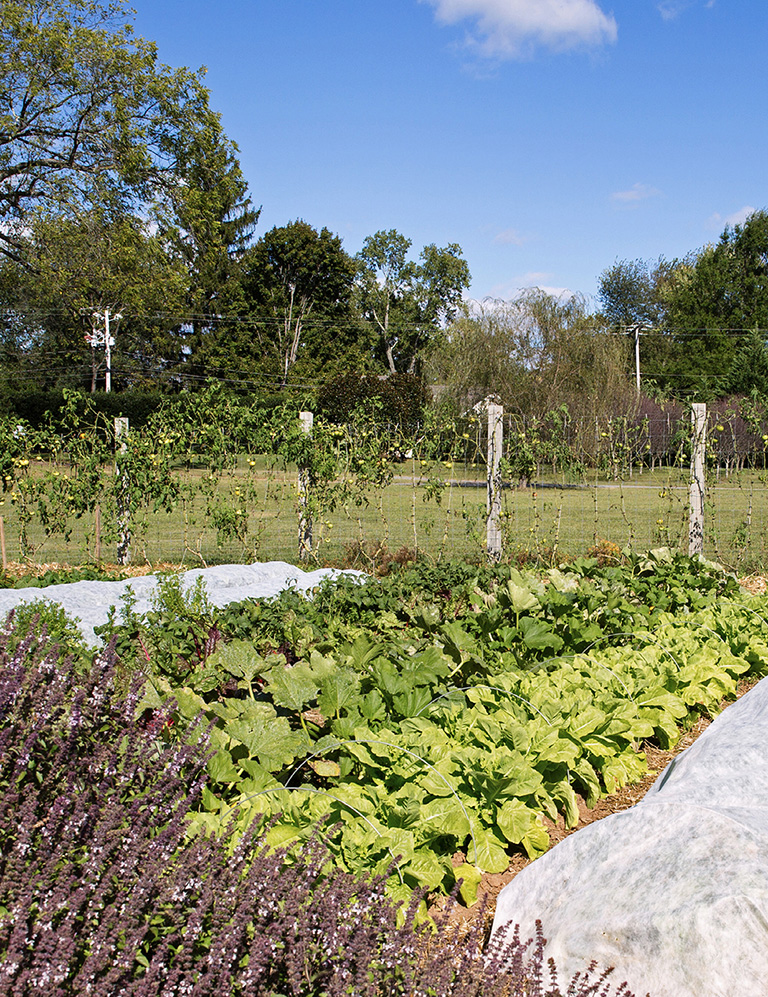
top-left (356, 231), bottom-right (470, 374)
top-left (597, 257), bottom-right (673, 330)
top-left (0, 206), bottom-right (188, 390)
top-left (0, 0), bottom-right (210, 260)
top-left (240, 220), bottom-right (360, 386)
top-left (158, 110), bottom-right (260, 379)
top-left (726, 329), bottom-right (768, 398)
top-left (662, 211), bottom-right (768, 395)
top-left (600, 212), bottom-right (768, 398)
top-left (429, 291), bottom-right (631, 428)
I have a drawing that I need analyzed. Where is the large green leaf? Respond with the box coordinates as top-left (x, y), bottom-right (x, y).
top-left (453, 862), bottom-right (483, 906)
top-left (402, 851), bottom-right (449, 892)
top-left (227, 716), bottom-right (308, 772)
top-left (392, 687), bottom-right (433, 717)
top-left (318, 668), bottom-right (361, 718)
top-left (264, 662), bottom-right (320, 712)
top-left (419, 797), bottom-right (471, 840)
top-left (206, 749), bottom-right (241, 784)
top-left (504, 580), bottom-right (540, 614)
top-left (636, 687), bottom-right (687, 718)
top-left (521, 821), bottom-right (550, 859)
top-left (550, 781), bottom-right (580, 828)
top-left (496, 799), bottom-right (538, 844)
top-left (206, 639), bottom-right (271, 685)
top-left (473, 826), bottom-right (509, 874)
top-left (518, 617), bottom-right (564, 653)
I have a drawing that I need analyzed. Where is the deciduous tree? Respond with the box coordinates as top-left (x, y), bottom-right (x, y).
top-left (356, 231), bottom-right (470, 374)
top-left (0, 0), bottom-right (211, 259)
top-left (241, 220), bottom-right (360, 386)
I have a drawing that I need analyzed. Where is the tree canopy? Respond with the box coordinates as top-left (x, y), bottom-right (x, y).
top-left (598, 211), bottom-right (768, 399)
top-left (356, 231), bottom-right (470, 374)
top-left (0, 0), bottom-right (212, 260)
top-left (240, 220), bottom-right (360, 385)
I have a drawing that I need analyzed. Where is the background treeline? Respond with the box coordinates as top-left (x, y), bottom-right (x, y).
top-left (1, 0), bottom-right (768, 422)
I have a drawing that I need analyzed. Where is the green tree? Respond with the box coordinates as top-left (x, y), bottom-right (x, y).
top-left (726, 329), bottom-right (768, 397)
top-left (0, 0), bottom-right (211, 259)
top-left (158, 110), bottom-right (259, 379)
top-left (1, 206), bottom-right (188, 390)
top-left (356, 231), bottom-right (470, 374)
top-left (597, 257), bottom-right (674, 330)
top-left (662, 211), bottom-right (768, 395)
top-left (429, 291), bottom-right (631, 429)
top-left (240, 220), bottom-right (361, 386)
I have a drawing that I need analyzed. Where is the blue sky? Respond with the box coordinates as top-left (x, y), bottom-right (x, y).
top-left (130, 0), bottom-right (764, 306)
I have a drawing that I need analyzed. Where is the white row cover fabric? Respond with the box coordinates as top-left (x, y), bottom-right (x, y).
top-left (491, 676), bottom-right (768, 997)
top-left (0, 562), bottom-right (364, 647)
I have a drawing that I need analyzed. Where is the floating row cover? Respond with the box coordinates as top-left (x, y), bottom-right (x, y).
top-left (0, 562), bottom-right (364, 647)
top-left (490, 676), bottom-right (768, 997)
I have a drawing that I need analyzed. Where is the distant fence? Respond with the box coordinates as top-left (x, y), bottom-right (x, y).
top-left (1, 394), bottom-right (768, 573)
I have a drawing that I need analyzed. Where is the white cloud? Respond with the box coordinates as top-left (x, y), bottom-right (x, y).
top-left (610, 182), bottom-right (662, 204)
top-left (494, 227), bottom-right (527, 245)
top-left (708, 205), bottom-right (755, 230)
top-left (486, 272), bottom-right (572, 299)
top-left (657, 1), bottom-right (715, 20)
top-left (420, 0), bottom-right (617, 58)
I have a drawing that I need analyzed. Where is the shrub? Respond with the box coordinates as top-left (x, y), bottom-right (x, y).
top-left (342, 538), bottom-right (420, 575)
top-left (0, 621), bottom-right (639, 996)
top-left (317, 372), bottom-right (429, 427)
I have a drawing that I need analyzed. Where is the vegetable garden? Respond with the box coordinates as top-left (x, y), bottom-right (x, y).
top-left (3, 537), bottom-right (768, 991)
top-left (4, 387), bottom-right (768, 993)
top-left (113, 549), bottom-right (767, 907)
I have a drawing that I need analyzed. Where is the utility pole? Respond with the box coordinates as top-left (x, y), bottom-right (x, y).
top-left (633, 324), bottom-right (641, 394)
top-left (87, 308), bottom-right (121, 392)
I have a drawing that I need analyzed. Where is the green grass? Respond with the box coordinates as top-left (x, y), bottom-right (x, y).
top-left (2, 460), bottom-right (768, 572)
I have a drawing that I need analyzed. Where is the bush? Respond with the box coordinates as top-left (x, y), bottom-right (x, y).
top-left (0, 622), bottom-right (639, 996)
top-left (317, 372), bottom-right (429, 427)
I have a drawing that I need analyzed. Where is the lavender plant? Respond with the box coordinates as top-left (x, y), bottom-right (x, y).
top-left (0, 618), bottom-right (642, 996)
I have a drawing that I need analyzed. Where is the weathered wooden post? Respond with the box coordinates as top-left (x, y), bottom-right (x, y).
top-left (114, 417), bottom-right (131, 565)
top-left (298, 411), bottom-right (313, 561)
top-left (689, 403), bottom-right (707, 556)
top-left (487, 401), bottom-right (504, 560)
top-left (94, 503), bottom-right (101, 564)
top-left (0, 515), bottom-right (6, 570)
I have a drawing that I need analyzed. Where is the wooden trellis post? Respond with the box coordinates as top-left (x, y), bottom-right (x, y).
top-left (298, 411), bottom-right (313, 561)
top-left (689, 403), bottom-right (707, 556)
top-left (487, 402), bottom-right (504, 560)
top-left (115, 417), bottom-right (131, 566)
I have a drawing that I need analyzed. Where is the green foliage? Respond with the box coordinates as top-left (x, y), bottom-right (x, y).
top-left (239, 220), bottom-right (360, 385)
top-left (94, 550), bottom-right (765, 905)
top-left (0, 0), bottom-right (211, 258)
top-left (4, 598), bottom-right (87, 660)
top-left (317, 371), bottom-right (429, 426)
top-left (356, 230), bottom-right (470, 374)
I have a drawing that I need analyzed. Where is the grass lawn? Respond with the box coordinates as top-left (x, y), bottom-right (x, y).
top-left (1, 458), bottom-right (767, 572)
